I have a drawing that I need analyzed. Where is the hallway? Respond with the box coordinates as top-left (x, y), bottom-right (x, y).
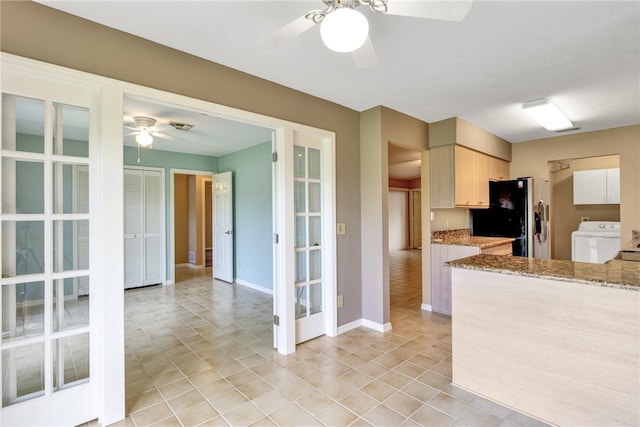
top-left (109, 251), bottom-right (547, 426)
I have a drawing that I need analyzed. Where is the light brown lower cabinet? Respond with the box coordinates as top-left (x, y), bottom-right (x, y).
top-left (431, 244), bottom-right (480, 315)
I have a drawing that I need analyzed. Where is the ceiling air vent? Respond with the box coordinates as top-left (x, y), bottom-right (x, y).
top-left (169, 121), bottom-right (195, 131)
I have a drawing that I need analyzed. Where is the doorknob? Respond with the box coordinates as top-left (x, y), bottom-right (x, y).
top-left (224, 230), bottom-right (233, 235)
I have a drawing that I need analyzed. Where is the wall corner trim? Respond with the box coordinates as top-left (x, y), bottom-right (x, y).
top-left (421, 303), bottom-right (433, 312)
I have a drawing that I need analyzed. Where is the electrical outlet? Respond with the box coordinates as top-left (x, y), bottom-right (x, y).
top-left (337, 294), bottom-right (344, 308)
top-left (337, 223), bottom-right (346, 235)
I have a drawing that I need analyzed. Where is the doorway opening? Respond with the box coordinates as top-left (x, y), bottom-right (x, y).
top-left (387, 143), bottom-right (423, 320)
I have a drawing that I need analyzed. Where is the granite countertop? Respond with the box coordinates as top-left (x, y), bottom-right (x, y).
top-left (446, 254), bottom-right (640, 290)
top-left (431, 229), bottom-right (514, 249)
top-left (431, 235), bottom-right (515, 249)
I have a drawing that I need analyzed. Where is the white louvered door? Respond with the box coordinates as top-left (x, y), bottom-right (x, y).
top-left (124, 168), bottom-right (164, 289)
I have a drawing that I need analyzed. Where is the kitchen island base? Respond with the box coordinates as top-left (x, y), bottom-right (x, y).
top-left (451, 267), bottom-right (639, 427)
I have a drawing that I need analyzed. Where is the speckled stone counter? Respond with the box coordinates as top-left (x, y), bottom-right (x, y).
top-left (431, 229), bottom-right (515, 249)
top-left (447, 254), bottom-right (640, 290)
top-left (449, 255), bottom-right (640, 426)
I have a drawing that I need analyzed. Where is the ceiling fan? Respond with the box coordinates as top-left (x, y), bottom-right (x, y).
top-left (124, 116), bottom-right (182, 147)
top-left (264, 0), bottom-right (473, 69)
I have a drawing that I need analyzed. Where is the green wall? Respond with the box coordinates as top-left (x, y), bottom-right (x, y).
top-left (217, 141), bottom-right (273, 291)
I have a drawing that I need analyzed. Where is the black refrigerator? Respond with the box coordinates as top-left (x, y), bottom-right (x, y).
top-left (471, 178), bottom-right (532, 257)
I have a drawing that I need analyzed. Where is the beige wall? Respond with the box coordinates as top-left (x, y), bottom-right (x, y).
top-left (361, 106), bottom-right (429, 324)
top-left (551, 155), bottom-right (620, 260)
top-left (174, 174), bottom-right (189, 264)
top-left (511, 125), bottom-right (640, 250)
top-left (1, 1), bottom-right (363, 325)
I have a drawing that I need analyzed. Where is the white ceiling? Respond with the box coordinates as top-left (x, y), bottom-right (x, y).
top-left (123, 96), bottom-right (272, 157)
top-left (37, 0), bottom-right (639, 170)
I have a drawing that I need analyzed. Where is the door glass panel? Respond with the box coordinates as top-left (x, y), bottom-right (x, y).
top-left (308, 148), bottom-right (321, 180)
top-left (295, 251), bottom-right (307, 283)
top-left (2, 159), bottom-right (45, 214)
top-left (295, 217), bottom-right (306, 248)
top-left (309, 250), bottom-right (321, 281)
top-left (53, 333), bottom-right (90, 390)
top-left (309, 216), bottom-right (321, 246)
top-left (53, 164), bottom-right (89, 214)
top-left (2, 221), bottom-right (45, 277)
top-left (2, 95), bottom-right (45, 154)
top-left (53, 278), bottom-right (90, 332)
top-left (294, 146), bottom-right (305, 178)
top-left (2, 281), bottom-right (45, 342)
top-left (310, 283), bottom-right (322, 315)
top-left (308, 182), bottom-right (321, 213)
top-left (294, 182), bottom-right (306, 213)
top-left (53, 220), bottom-right (89, 273)
top-left (295, 285), bottom-right (307, 319)
top-left (2, 342), bottom-right (45, 407)
top-left (52, 103), bottom-right (89, 157)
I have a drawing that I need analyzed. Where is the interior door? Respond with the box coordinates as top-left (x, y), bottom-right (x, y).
top-left (1, 90), bottom-right (97, 425)
top-left (293, 141), bottom-right (326, 344)
top-left (213, 172), bottom-right (234, 283)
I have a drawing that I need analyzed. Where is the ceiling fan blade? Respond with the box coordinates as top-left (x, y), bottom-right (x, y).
top-left (260, 15), bottom-right (316, 49)
top-left (152, 132), bottom-right (183, 142)
top-left (386, 0), bottom-right (473, 22)
top-left (352, 36), bottom-right (378, 69)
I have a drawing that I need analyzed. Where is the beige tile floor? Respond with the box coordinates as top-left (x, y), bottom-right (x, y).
top-left (103, 250), bottom-right (549, 427)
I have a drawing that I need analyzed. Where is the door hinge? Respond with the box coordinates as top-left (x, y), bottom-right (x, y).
top-left (273, 315), bottom-right (280, 326)
top-left (273, 233), bottom-right (279, 244)
top-left (272, 152), bottom-right (278, 162)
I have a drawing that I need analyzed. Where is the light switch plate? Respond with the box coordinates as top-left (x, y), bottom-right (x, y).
top-left (337, 223), bottom-right (346, 235)
top-left (337, 294), bottom-right (344, 308)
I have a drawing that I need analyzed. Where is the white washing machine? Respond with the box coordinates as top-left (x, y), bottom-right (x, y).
top-left (571, 221), bottom-right (621, 263)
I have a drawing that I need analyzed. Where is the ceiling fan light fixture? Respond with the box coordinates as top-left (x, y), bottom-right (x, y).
top-left (320, 7), bottom-right (369, 53)
top-left (522, 98), bottom-right (573, 131)
top-left (136, 129), bottom-right (154, 147)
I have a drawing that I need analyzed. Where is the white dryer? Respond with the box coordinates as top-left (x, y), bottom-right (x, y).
top-left (571, 221), bottom-right (621, 263)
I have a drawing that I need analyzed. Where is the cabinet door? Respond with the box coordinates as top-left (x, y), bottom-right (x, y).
top-left (488, 156), bottom-right (510, 181)
top-left (430, 145), bottom-right (455, 208)
top-left (606, 168), bottom-right (620, 204)
top-left (431, 244), bottom-right (480, 315)
top-left (454, 146), bottom-right (479, 207)
top-left (573, 169), bottom-right (607, 204)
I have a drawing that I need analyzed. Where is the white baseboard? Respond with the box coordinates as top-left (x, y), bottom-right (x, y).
top-left (362, 319), bottom-right (392, 333)
top-left (421, 303), bottom-right (433, 312)
top-left (337, 319), bottom-right (364, 335)
top-left (175, 263), bottom-right (190, 268)
top-left (235, 279), bottom-right (273, 295)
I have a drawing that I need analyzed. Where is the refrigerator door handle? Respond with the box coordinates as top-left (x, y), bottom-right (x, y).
top-left (535, 200), bottom-right (548, 244)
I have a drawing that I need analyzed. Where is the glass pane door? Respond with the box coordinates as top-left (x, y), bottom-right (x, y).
top-left (1, 94), bottom-right (92, 418)
top-left (293, 143), bottom-right (325, 343)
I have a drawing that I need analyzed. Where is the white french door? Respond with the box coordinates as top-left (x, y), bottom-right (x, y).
top-left (293, 133), bottom-right (332, 344)
top-left (1, 81), bottom-right (98, 425)
top-left (213, 171), bottom-right (234, 283)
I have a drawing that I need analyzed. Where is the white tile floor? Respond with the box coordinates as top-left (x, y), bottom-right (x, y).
top-left (102, 250), bottom-right (550, 427)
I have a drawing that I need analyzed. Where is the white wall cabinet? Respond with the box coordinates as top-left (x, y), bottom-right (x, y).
top-left (573, 168), bottom-right (620, 205)
top-left (124, 168), bottom-right (164, 289)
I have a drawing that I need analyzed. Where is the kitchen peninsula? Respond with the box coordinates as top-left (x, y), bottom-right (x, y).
top-left (448, 254), bottom-right (640, 426)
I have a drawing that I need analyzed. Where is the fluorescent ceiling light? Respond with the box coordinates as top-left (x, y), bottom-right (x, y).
top-left (320, 7), bottom-right (369, 53)
top-left (522, 98), bottom-right (573, 131)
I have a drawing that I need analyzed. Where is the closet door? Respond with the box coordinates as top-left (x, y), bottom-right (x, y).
top-left (123, 168), bottom-right (164, 289)
top-left (124, 170), bottom-right (143, 288)
top-left (143, 171), bottom-right (162, 285)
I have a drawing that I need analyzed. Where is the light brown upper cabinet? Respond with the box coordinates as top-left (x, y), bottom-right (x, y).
top-left (430, 145), bottom-right (510, 209)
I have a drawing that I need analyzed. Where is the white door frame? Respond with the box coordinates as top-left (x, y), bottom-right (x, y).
top-left (168, 168), bottom-right (215, 285)
top-left (1, 53), bottom-right (337, 424)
